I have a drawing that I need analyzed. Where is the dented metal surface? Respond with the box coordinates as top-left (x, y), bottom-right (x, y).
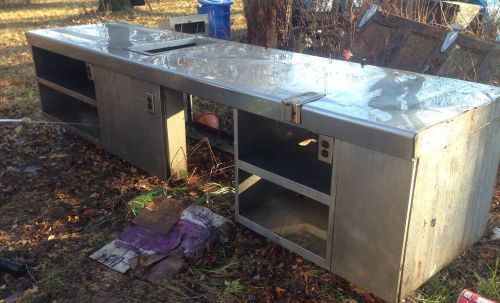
top-left (26, 23), bottom-right (500, 159)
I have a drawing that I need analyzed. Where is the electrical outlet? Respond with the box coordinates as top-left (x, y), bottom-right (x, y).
top-left (85, 63), bottom-right (93, 80)
top-left (318, 134), bottom-right (333, 164)
top-left (146, 93), bottom-right (155, 114)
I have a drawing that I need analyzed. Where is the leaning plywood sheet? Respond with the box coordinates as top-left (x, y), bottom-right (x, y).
top-left (353, 12), bottom-right (446, 71)
top-left (354, 10), bottom-right (500, 85)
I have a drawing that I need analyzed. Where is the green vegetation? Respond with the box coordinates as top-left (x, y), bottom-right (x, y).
top-left (194, 183), bottom-right (235, 206)
top-left (412, 273), bottom-right (460, 303)
top-left (474, 258), bottom-right (499, 300)
top-left (126, 186), bottom-right (166, 215)
top-left (223, 279), bottom-right (247, 300)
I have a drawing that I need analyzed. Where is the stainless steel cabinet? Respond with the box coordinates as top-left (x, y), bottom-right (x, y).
top-left (93, 67), bottom-right (187, 179)
top-left (235, 103), bottom-right (500, 302)
top-left (27, 23), bottom-right (500, 303)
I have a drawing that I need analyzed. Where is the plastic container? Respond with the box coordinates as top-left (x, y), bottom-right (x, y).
top-left (197, 0), bottom-right (233, 39)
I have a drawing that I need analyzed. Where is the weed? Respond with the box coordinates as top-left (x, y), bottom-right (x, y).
top-left (40, 253), bottom-right (86, 298)
top-left (194, 183), bottom-right (235, 206)
top-left (42, 266), bottom-right (66, 296)
top-left (412, 273), bottom-right (459, 303)
top-left (319, 280), bottom-right (335, 300)
top-left (333, 289), bottom-right (351, 302)
top-left (195, 258), bottom-right (240, 278)
top-left (223, 279), bottom-right (247, 300)
top-left (126, 186), bottom-right (166, 215)
top-left (474, 258), bottom-right (499, 300)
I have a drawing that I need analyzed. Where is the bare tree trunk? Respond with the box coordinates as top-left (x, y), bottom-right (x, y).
top-left (98, 0), bottom-right (131, 12)
top-left (243, 0), bottom-right (291, 48)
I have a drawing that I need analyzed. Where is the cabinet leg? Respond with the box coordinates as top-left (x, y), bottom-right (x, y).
top-left (163, 88), bottom-right (188, 179)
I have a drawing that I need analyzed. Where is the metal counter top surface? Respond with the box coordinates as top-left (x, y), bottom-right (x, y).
top-left (26, 23), bottom-right (500, 158)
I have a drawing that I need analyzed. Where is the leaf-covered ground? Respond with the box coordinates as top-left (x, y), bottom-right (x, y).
top-left (0, 1), bottom-right (499, 302)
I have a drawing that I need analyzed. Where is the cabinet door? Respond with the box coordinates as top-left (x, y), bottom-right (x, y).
top-left (93, 67), bottom-right (171, 179)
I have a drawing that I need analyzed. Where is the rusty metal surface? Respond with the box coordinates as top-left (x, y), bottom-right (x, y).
top-left (401, 104), bottom-right (500, 299)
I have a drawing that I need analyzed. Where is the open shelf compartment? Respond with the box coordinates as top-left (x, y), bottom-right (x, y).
top-left (237, 110), bottom-right (333, 196)
top-left (237, 170), bottom-right (330, 266)
top-left (32, 47), bottom-right (96, 101)
top-left (39, 83), bottom-right (100, 141)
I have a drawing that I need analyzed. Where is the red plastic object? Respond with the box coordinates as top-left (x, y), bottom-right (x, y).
top-left (195, 112), bottom-right (221, 131)
top-left (456, 289), bottom-right (497, 303)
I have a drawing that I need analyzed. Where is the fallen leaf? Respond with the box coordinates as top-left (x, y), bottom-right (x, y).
top-left (275, 287), bottom-right (286, 296)
top-left (82, 208), bottom-right (97, 217)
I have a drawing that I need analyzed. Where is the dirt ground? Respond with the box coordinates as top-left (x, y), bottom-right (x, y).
top-left (0, 0), bottom-right (499, 302)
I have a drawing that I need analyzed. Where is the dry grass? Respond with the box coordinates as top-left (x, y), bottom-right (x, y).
top-left (0, 0), bottom-right (245, 116)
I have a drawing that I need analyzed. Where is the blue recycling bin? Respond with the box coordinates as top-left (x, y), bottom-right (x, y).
top-left (197, 0), bottom-right (233, 39)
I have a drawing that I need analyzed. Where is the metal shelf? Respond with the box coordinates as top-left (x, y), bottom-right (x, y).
top-left (237, 214), bottom-right (329, 269)
top-left (38, 83), bottom-right (101, 143)
top-left (32, 46), bottom-right (97, 101)
top-left (239, 137), bottom-right (333, 195)
top-left (37, 76), bottom-right (97, 107)
top-left (238, 159), bottom-right (331, 205)
top-left (237, 110), bottom-right (333, 196)
top-left (42, 112), bottom-right (100, 145)
top-left (237, 174), bottom-right (330, 268)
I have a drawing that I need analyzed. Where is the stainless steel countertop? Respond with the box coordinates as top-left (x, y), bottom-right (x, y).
top-left (26, 22), bottom-right (500, 159)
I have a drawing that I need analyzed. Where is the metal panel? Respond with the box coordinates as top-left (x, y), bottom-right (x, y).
top-left (93, 67), bottom-right (186, 179)
top-left (400, 105), bottom-right (500, 299)
top-left (162, 87), bottom-right (188, 178)
top-left (331, 141), bottom-right (416, 303)
top-left (237, 178), bottom-right (331, 267)
top-left (414, 101), bottom-right (499, 157)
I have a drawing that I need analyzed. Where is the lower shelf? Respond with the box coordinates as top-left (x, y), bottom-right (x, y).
top-left (237, 171), bottom-right (330, 267)
top-left (39, 83), bottom-right (101, 143)
top-left (42, 112), bottom-right (100, 145)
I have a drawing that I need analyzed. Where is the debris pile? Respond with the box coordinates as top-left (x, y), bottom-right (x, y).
top-left (90, 197), bottom-right (234, 284)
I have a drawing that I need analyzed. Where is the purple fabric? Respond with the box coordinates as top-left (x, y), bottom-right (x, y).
top-left (117, 225), bottom-right (181, 253)
top-left (177, 219), bottom-right (213, 256)
top-left (117, 219), bottom-right (213, 256)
